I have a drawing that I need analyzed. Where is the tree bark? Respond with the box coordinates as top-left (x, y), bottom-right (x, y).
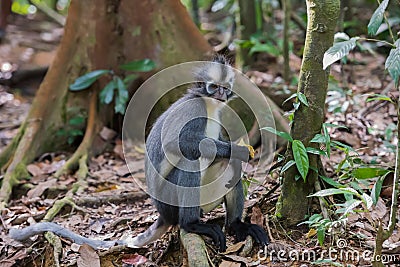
top-left (275, 0), bottom-right (340, 226)
top-left (0, 0), bottom-right (211, 209)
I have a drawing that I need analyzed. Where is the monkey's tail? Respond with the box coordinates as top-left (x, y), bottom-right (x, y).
top-left (121, 217), bottom-right (170, 248)
top-left (9, 222), bottom-right (117, 249)
top-left (9, 218), bottom-right (170, 250)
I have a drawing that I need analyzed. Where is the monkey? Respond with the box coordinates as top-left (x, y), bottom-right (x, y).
top-left (9, 55), bottom-right (269, 251)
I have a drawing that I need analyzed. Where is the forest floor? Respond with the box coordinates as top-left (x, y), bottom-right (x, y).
top-left (0, 11), bottom-right (399, 267)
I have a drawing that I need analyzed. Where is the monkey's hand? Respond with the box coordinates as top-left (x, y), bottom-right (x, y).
top-left (238, 139), bottom-right (255, 159)
top-left (229, 219), bottom-right (269, 246)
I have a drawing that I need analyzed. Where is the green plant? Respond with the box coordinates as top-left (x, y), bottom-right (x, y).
top-left (299, 214), bottom-right (347, 246)
top-left (69, 59), bottom-right (156, 115)
top-left (235, 33), bottom-right (281, 57)
top-left (56, 114), bottom-right (86, 145)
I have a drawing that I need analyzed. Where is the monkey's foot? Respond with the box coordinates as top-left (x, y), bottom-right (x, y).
top-left (182, 222), bottom-right (226, 251)
top-left (230, 220), bottom-right (269, 246)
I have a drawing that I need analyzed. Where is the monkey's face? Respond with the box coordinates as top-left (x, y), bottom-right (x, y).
top-left (194, 58), bottom-right (236, 102)
top-left (205, 81), bottom-right (233, 102)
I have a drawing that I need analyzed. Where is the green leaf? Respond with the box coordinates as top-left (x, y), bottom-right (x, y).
top-left (281, 160), bottom-right (296, 174)
top-left (306, 147), bottom-right (327, 156)
top-left (119, 59), bottom-right (156, 72)
top-left (123, 74), bottom-right (139, 84)
top-left (317, 227), bottom-right (325, 246)
top-left (292, 140), bottom-right (309, 182)
top-left (319, 175), bottom-right (344, 189)
top-left (114, 77), bottom-right (129, 115)
top-left (69, 129), bottom-right (84, 137)
top-left (331, 140), bottom-right (354, 152)
top-left (385, 39), bottom-right (400, 87)
top-left (282, 93), bottom-right (297, 105)
top-left (371, 175), bottom-right (386, 205)
top-left (310, 134), bottom-right (327, 144)
top-left (309, 187), bottom-right (359, 198)
top-left (323, 123), bottom-right (348, 130)
top-left (261, 127), bottom-right (293, 142)
top-left (365, 93), bottom-right (393, 103)
top-left (323, 38), bottom-right (358, 70)
top-left (100, 80), bottom-right (117, 104)
top-left (249, 42), bottom-right (280, 56)
top-left (68, 116), bottom-right (85, 126)
top-left (297, 92), bottom-right (309, 107)
top-left (353, 167), bottom-right (390, 179)
top-left (361, 193), bottom-right (373, 209)
top-left (343, 200), bottom-right (362, 215)
top-left (367, 0), bottom-right (389, 36)
top-left (69, 70), bottom-right (110, 91)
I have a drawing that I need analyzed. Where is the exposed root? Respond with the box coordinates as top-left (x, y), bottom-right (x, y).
top-left (180, 229), bottom-right (210, 267)
top-left (45, 232), bottom-right (62, 267)
top-left (0, 122), bottom-right (25, 171)
top-left (43, 196), bottom-right (86, 222)
top-left (0, 162), bottom-right (29, 211)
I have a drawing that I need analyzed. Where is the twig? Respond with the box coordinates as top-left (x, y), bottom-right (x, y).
top-left (29, 0), bottom-right (66, 26)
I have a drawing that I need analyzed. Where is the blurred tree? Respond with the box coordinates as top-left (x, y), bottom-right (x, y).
top-left (236, 0), bottom-right (259, 68)
top-left (0, 0), bottom-right (210, 209)
top-left (0, 0), bottom-right (11, 39)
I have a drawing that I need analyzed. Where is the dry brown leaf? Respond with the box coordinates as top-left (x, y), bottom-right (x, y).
top-left (113, 164), bottom-right (130, 176)
top-left (121, 253), bottom-right (148, 266)
top-left (224, 241), bottom-right (246, 254)
top-left (250, 206), bottom-right (264, 227)
top-left (77, 244), bottom-right (100, 267)
top-left (113, 142), bottom-right (124, 159)
top-left (41, 159), bottom-right (65, 174)
top-left (26, 178), bottom-right (58, 198)
top-left (26, 164), bottom-right (43, 176)
top-left (100, 126), bottom-right (117, 141)
top-left (370, 198), bottom-right (388, 222)
top-left (219, 260), bottom-right (241, 267)
top-left (0, 249), bottom-right (27, 267)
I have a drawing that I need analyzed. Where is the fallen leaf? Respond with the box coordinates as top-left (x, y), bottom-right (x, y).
top-left (0, 249), bottom-right (27, 267)
top-left (77, 244), bottom-right (100, 267)
top-left (122, 253), bottom-right (148, 265)
top-left (26, 178), bottom-right (58, 198)
top-left (26, 164), bottom-right (43, 176)
top-left (224, 241), bottom-right (246, 254)
top-left (113, 164), bottom-right (130, 176)
top-left (250, 206), bottom-right (264, 227)
top-left (100, 127), bottom-right (117, 141)
top-left (219, 260), bottom-right (241, 267)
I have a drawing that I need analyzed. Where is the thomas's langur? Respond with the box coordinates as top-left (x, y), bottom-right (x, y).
top-left (9, 55), bottom-right (269, 251)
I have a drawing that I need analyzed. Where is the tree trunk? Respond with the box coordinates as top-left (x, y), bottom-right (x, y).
top-left (275, 0), bottom-right (340, 226)
top-left (236, 0), bottom-right (259, 69)
top-left (0, 0), bottom-right (211, 209)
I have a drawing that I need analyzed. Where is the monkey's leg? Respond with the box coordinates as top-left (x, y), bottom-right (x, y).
top-left (177, 170), bottom-right (227, 251)
top-left (224, 161), bottom-right (269, 246)
top-left (123, 217), bottom-right (170, 248)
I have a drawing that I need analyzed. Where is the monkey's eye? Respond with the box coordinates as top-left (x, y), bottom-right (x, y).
top-left (206, 82), bottom-right (219, 94)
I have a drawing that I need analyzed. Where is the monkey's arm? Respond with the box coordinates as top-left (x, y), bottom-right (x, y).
top-left (174, 134), bottom-right (250, 162)
top-left (9, 222), bottom-right (121, 249)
